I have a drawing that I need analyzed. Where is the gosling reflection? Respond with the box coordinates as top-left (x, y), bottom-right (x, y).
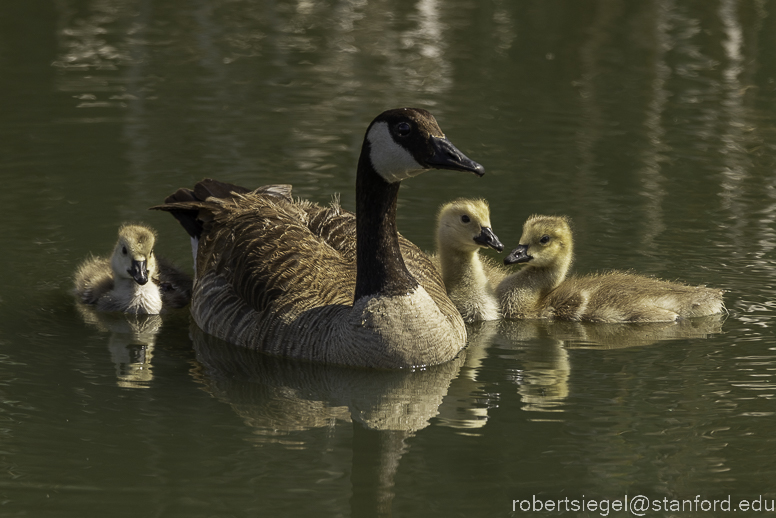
top-left (435, 321), bottom-right (500, 430)
top-left (75, 304), bottom-right (161, 388)
top-left (550, 314), bottom-right (726, 349)
top-left (498, 315), bottom-right (726, 415)
top-left (499, 320), bottom-right (571, 416)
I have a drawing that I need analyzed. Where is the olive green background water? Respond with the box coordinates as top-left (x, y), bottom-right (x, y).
top-left (1, 1), bottom-right (776, 516)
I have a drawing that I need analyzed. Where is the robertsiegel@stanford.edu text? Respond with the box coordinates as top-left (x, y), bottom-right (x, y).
top-left (512, 495), bottom-right (775, 516)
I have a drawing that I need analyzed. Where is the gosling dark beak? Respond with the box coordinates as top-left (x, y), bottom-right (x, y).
top-left (504, 244), bottom-right (532, 265)
top-left (473, 227), bottom-right (504, 252)
top-left (426, 136), bottom-right (485, 177)
top-left (128, 259), bottom-right (149, 285)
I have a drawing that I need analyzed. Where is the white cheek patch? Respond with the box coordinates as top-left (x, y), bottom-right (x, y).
top-left (367, 122), bottom-right (425, 183)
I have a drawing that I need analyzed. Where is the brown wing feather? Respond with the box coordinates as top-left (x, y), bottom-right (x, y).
top-left (197, 192), bottom-right (453, 316)
top-left (193, 192), bottom-right (357, 317)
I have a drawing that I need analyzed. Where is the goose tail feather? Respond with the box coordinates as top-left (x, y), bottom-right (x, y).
top-left (152, 187), bottom-right (205, 240)
top-left (151, 179), bottom-right (293, 240)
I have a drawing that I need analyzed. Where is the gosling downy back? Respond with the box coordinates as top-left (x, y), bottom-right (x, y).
top-left (498, 215), bottom-right (725, 322)
top-left (73, 224), bottom-right (192, 315)
top-left (153, 108), bottom-right (485, 368)
top-left (433, 198), bottom-right (505, 322)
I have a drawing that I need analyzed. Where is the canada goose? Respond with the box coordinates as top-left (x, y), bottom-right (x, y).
top-left (154, 108), bottom-right (485, 368)
top-left (73, 224), bottom-right (193, 314)
top-left (432, 198), bottom-right (505, 322)
top-left (497, 215), bottom-right (725, 322)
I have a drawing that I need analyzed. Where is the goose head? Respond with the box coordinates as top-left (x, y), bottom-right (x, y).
top-left (364, 108), bottom-right (485, 183)
top-left (355, 108), bottom-right (485, 300)
top-left (110, 225), bottom-right (158, 285)
top-left (437, 198), bottom-right (504, 253)
top-left (504, 215), bottom-right (573, 269)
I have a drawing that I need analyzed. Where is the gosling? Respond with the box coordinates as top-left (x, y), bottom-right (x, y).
top-left (497, 215), bottom-right (725, 322)
top-left (433, 199), bottom-right (505, 322)
top-left (73, 224), bottom-right (192, 314)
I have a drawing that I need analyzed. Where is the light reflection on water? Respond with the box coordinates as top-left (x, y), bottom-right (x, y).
top-left (2, 0), bottom-right (776, 516)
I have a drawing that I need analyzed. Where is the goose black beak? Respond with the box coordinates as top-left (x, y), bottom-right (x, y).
top-left (426, 136), bottom-right (485, 177)
top-left (504, 244), bottom-right (532, 265)
top-left (473, 227), bottom-right (504, 252)
top-left (128, 259), bottom-right (149, 285)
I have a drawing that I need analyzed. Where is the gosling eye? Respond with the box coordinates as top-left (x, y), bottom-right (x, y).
top-left (461, 215), bottom-right (471, 224)
top-left (122, 246), bottom-right (128, 255)
top-left (539, 235), bottom-right (551, 245)
top-left (396, 122), bottom-right (411, 137)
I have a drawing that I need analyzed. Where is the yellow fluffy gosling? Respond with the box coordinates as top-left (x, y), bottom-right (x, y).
top-left (433, 199), bottom-right (505, 322)
top-left (73, 224), bottom-right (192, 314)
top-left (497, 215), bottom-right (725, 322)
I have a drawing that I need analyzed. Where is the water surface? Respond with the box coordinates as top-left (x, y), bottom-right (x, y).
top-left (2, 1), bottom-right (776, 516)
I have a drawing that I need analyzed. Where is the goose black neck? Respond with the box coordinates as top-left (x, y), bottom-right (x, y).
top-left (354, 145), bottom-right (418, 301)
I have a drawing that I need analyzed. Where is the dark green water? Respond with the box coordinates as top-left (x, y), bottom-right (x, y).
top-left (2, 1), bottom-right (776, 516)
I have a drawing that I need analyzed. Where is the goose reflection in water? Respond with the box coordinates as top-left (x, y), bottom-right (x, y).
top-left (75, 304), bottom-right (162, 388)
top-left (188, 323), bottom-right (482, 436)
top-left (188, 323), bottom-right (488, 517)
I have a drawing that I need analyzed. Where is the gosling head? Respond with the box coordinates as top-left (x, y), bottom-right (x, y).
top-left (365, 108), bottom-right (485, 184)
top-left (111, 225), bottom-right (158, 285)
top-left (504, 215), bottom-right (573, 268)
top-left (437, 198), bottom-right (504, 253)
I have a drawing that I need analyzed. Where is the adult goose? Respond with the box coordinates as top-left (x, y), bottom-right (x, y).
top-left (73, 224), bottom-right (193, 314)
top-left (431, 198), bottom-right (505, 322)
top-left (154, 108), bottom-right (484, 368)
top-left (498, 215), bottom-right (726, 322)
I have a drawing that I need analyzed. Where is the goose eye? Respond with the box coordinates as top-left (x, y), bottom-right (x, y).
top-left (122, 246), bottom-right (128, 255)
top-left (539, 235), bottom-right (550, 245)
top-left (461, 215), bottom-right (471, 223)
top-left (396, 122), bottom-right (411, 137)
